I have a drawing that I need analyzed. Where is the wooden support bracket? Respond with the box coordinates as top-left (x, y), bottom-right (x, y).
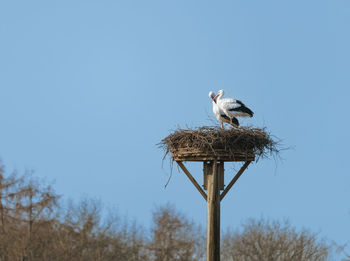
top-left (220, 161), bottom-right (251, 201)
top-left (176, 160), bottom-right (252, 202)
top-left (176, 161), bottom-right (207, 201)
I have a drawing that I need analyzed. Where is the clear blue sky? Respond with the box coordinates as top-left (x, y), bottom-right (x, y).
top-left (1, 0), bottom-right (349, 255)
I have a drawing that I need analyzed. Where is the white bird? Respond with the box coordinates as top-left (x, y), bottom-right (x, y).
top-left (213, 89), bottom-right (253, 129)
top-left (209, 91), bottom-right (239, 129)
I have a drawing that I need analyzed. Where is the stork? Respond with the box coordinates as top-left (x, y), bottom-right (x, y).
top-left (213, 89), bottom-right (253, 129)
top-left (209, 91), bottom-right (239, 129)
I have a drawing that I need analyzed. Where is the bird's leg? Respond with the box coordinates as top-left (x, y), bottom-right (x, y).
top-left (230, 117), bottom-right (233, 129)
top-left (221, 122), bottom-right (224, 129)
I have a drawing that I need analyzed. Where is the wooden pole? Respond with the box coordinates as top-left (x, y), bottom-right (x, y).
top-left (206, 160), bottom-right (220, 261)
top-left (176, 159), bottom-right (252, 261)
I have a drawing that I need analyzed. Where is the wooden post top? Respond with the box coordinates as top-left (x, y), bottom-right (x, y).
top-left (171, 147), bottom-right (255, 162)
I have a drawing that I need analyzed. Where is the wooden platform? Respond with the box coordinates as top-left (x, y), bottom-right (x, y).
top-left (171, 147), bottom-right (255, 162)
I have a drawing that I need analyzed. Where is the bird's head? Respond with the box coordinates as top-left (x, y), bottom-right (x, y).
top-left (208, 91), bottom-right (217, 103)
top-left (213, 89), bottom-right (224, 101)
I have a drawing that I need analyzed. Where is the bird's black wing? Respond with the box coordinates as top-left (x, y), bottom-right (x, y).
top-left (228, 100), bottom-right (254, 117)
top-left (235, 100), bottom-right (245, 106)
top-left (231, 117), bottom-right (239, 126)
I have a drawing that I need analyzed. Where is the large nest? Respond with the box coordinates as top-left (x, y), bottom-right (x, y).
top-left (159, 126), bottom-right (280, 161)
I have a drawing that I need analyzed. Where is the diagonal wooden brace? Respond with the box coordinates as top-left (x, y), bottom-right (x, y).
top-left (220, 161), bottom-right (251, 201)
top-left (176, 161), bottom-right (207, 201)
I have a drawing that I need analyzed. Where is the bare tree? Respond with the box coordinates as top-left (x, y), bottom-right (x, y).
top-left (149, 203), bottom-right (205, 261)
top-left (0, 162), bottom-right (24, 261)
top-left (221, 218), bottom-right (332, 261)
top-left (53, 198), bottom-right (149, 261)
top-left (0, 164), bottom-right (59, 261)
top-left (19, 173), bottom-right (58, 261)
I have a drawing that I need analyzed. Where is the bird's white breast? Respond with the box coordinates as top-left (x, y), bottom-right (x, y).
top-left (212, 101), bottom-right (221, 120)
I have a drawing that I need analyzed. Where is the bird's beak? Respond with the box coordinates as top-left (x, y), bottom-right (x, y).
top-left (213, 93), bottom-right (220, 101)
top-left (211, 97), bottom-right (217, 103)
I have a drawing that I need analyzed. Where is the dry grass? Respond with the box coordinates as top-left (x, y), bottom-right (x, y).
top-left (159, 126), bottom-right (280, 161)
